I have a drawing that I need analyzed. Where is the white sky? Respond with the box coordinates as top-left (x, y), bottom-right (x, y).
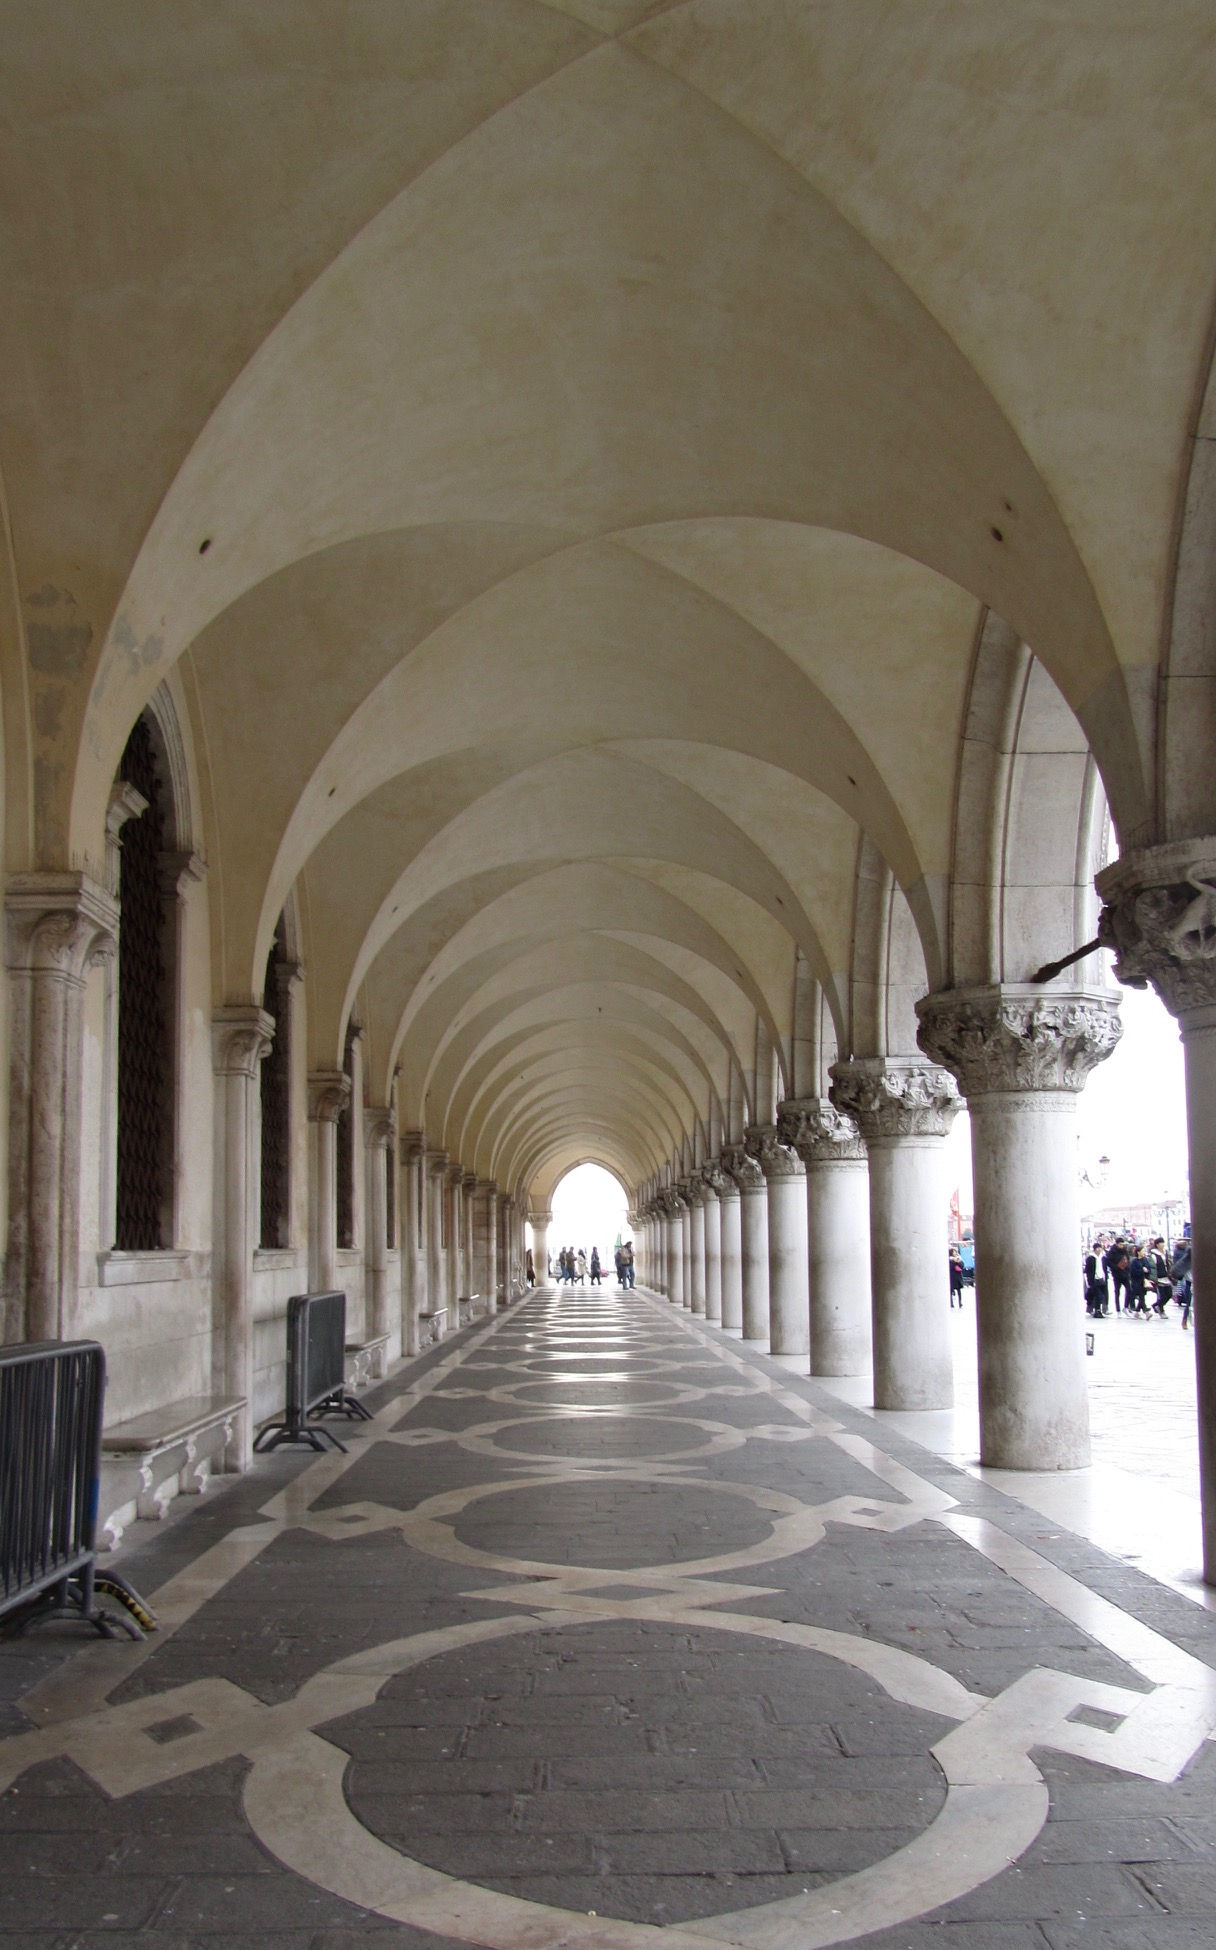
top-left (549, 1162), bottom-right (631, 1260)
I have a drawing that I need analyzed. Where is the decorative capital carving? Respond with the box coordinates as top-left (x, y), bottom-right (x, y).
top-left (308, 1070), bottom-right (351, 1123)
top-left (529, 1204), bottom-right (553, 1226)
top-left (6, 872), bottom-right (118, 982)
top-left (656, 1187), bottom-right (687, 1218)
top-left (446, 1161), bottom-right (466, 1191)
top-left (829, 1057), bottom-right (961, 1140)
top-left (722, 1142), bottom-right (766, 1192)
top-left (746, 1124), bottom-right (804, 1180)
top-left (778, 1096), bottom-right (867, 1163)
top-left (916, 985), bottom-right (1122, 1095)
top-left (365, 1106), bottom-right (395, 1150)
top-left (157, 848), bottom-right (206, 902)
top-left (1097, 839), bottom-right (1216, 1020)
top-left (426, 1147), bottom-right (450, 1179)
top-left (104, 781), bottom-right (147, 894)
top-left (702, 1160), bottom-right (736, 1199)
top-left (212, 1006), bottom-right (275, 1078)
top-left (680, 1176), bottom-right (710, 1206)
top-left (398, 1128), bottom-right (426, 1166)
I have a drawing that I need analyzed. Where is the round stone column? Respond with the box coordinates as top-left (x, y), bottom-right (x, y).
top-left (661, 1190), bottom-right (686, 1308)
top-left (1098, 841), bottom-right (1216, 1579)
top-left (780, 1098), bottom-right (873, 1376)
top-left (679, 1194), bottom-right (693, 1309)
top-left (830, 1058), bottom-right (961, 1411)
top-left (701, 1166), bottom-right (725, 1322)
top-left (530, 1204), bottom-right (553, 1287)
top-left (918, 986), bottom-right (1122, 1469)
top-left (726, 1145), bottom-right (769, 1341)
top-left (683, 1180), bottom-right (708, 1315)
top-left (754, 1129), bottom-right (809, 1358)
top-left (714, 1165), bottom-right (743, 1329)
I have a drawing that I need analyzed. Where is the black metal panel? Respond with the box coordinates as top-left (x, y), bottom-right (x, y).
top-left (260, 922), bottom-right (291, 1250)
top-left (0, 1341), bottom-right (104, 1621)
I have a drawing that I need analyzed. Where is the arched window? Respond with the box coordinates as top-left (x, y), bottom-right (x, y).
top-left (336, 1024), bottom-right (357, 1251)
top-left (115, 714), bottom-right (172, 1250)
top-left (259, 916), bottom-right (292, 1249)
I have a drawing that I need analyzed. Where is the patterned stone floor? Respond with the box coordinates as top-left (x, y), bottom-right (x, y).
top-left (4, 1284), bottom-right (1216, 1948)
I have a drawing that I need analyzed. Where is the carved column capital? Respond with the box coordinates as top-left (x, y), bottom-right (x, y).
top-left (702, 1160), bottom-right (736, 1200)
top-left (6, 872), bottom-right (118, 982)
top-left (398, 1128), bottom-right (426, 1166)
top-left (365, 1107), bottom-right (396, 1150)
top-left (722, 1143), bottom-right (766, 1192)
top-left (446, 1161), bottom-right (466, 1192)
top-left (308, 1070), bottom-right (351, 1123)
top-left (426, 1147), bottom-right (450, 1181)
top-left (656, 1187), bottom-right (687, 1218)
top-left (746, 1124), bottom-right (804, 1180)
top-left (157, 849), bottom-right (207, 903)
top-left (104, 781), bottom-right (147, 895)
top-left (830, 1056), bottom-right (961, 1140)
top-left (680, 1176), bottom-right (710, 1206)
top-left (916, 985), bottom-right (1123, 1095)
top-left (778, 1095), bottom-right (867, 1163)
top-left (1097, 839), bottom-right (1216, 1021)
top-left (212, 1005), bottom-right (275, 1078)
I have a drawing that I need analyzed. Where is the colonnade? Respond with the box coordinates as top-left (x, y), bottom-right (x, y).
top-left (634, 984), bottom-right (1128, 1487)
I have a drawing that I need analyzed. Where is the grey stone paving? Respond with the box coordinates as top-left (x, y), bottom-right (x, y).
top-left (2, 1286), bottom-right (1216, 1945)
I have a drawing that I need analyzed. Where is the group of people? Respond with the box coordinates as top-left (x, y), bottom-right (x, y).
top-left (549, 1242), bottom-right (635, 1288)
top-left (1084, 1233), bottom-right (1193, 1326)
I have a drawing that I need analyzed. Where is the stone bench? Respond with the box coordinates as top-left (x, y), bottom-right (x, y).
top-left (344, 1334), bottom-right (391, 1390)
top-left (418, 1307), bottom-right (448, 1346)
top-left (456, 1293), bottom-right (485, 1328)
top-left (99, 1394), bottom-right (245, 1550)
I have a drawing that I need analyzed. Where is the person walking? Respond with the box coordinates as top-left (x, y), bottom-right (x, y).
top-left (575, 1249), bottom-right (588, 1286)
top-left (949, 1246), bottom-right (966, 1308)
top-left (590, 1247), bottom-right (602, 1285)
top-left (622, 1240), bottom-right (635, 1289)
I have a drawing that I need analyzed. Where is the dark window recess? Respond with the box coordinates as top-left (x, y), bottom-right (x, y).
top-left (336, 1025), bottom-right (356, 1251)
top-left (259, 919), bottom-right (291, 1249)
top-left (115, 715), bottom-right (171, 1251)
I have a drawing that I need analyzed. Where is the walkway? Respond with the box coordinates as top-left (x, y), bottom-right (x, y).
top-left (4, 1285), bottom-right (1216, 1947)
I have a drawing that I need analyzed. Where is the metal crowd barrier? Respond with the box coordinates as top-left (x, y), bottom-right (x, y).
top-left (253, 1290), bottom-right (371, 1455)
top-left (0, 1340), bottom-right (149, 1638)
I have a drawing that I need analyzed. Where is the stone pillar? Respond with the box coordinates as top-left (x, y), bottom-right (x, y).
top-left (750, 1127), bottom-right (809, 1357)
top-left (679, 1194), bottom-right (692, 1308)
top-left (477, 1181), bottom-right (499, 1309)
top-left (1098, 842), bottom-right (1216, 1578)
top-left (683, 1179), bottom-right (708, 1315)
top-left (212, 1006), bottom-right (274, 1467)
top-left (5, 874), bottom-right (118, 1344)
top-left (399, 1131), bottom-right (426, 1354)
top-left (726, 1145), bottom-right (769, 1341)
top-left (307, 1071), bottom-right (350, 1292)
top-left (780, 1099), bottom-right (872, 1376)
top-left (701, 1167), bottom-right (724, 1322)
top-left (446, 1164), bottom-right (465, 1303)
top-left (364, 1108), bottom-right (395, 1346)
top-left (461, 1171), bottom-right (477, 1302)
top-left (711, 1163), bottom-right (743, 1330)
top-left (530, 1204), bottom-right (553, 1287)
top-left (830, 1058), bottom-right (961, 1410)
top-left (425, 1148), bottom-right (449, 1324)
top-left (918, 986), bottom-right (1121, 1470)
top-left (661, 1190), bottom-right (686, 1307)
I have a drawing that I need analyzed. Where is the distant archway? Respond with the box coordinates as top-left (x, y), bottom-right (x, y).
top-left (550, 1164), bottom-right (630, 1278)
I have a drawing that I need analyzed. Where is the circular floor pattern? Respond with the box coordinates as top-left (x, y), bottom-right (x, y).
top-left (502, 1378), bottom-right (697, 1409)
top-left (334, 1618), bottom-right (950, 1926)
top-left (451, 1476), bottom-right (771, 1568)
top-left (464, 1413), bottom-right (748, 1465)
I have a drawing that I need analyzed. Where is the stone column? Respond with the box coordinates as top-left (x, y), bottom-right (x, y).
top-left (425, 1148), bottom-right (449, 1323)
top-left (5, 874), bottom-right (118, 1344)
top-left (726, 1145), bottom-right (769, 1341)
top-left (919, 987), bottom-right (1121, 1469)
top-left (307, 1071), bottom-right (350, 1292)
top-left (461, 1171), bottom-right (477, 1302)
top-left (751, 1127), bottom-right (809, 1357)
top-left (830, 1058), bottom-right (961, 1410)
top-left (475, 1180), bottom-right (499, 1309)
top-left (679, 1194), bottom-right (693, 1308)
top-left (364, 1108), bottom-right (395, 1346)
top-left (530, 1204), bottom-right (553, 1287)
top-left (444, 1164), bottom-right (464, 1303)
top-left (710, 1163), bottom-right (743, 1330)
top-left (780, 1098), bottom-right (872, 1376)
top-left (1098, 842), bottom-right (1216, 1578)
top-left (683, 1179), bottom-right (708, 1315)
top-left (661, 1190), bottom-right (686, 1308)
top-left (701, 1167), bottom-right (724, 1322)
top-left (399, 1131), bottom-right (426, 1354)
top-left (212, 1006), bottom-right (274, 1467)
